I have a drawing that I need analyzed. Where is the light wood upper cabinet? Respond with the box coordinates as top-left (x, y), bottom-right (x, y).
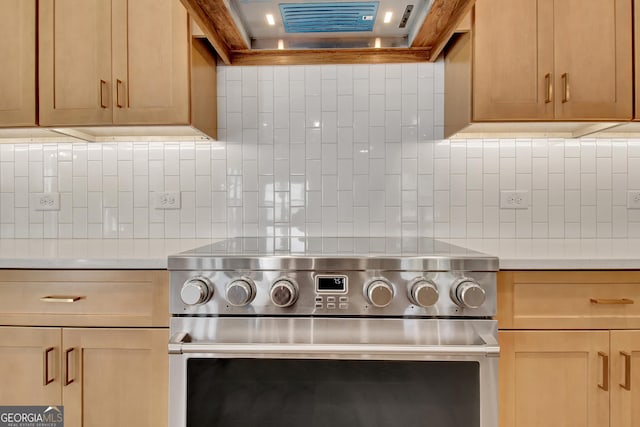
top-left (38, 0), bottom-right (216, 138)
top-left (39, 0), bottom-right (112, 126)
top-left (553, 0), bottom-right (632, 120)
top-left (445, 0), bottom-right (633, 137)
top-left (473, 0), bottom-right (553, 121)
top-left (0, 0), bottom-right (37, 127)
top-left (111, 0), bottom-right (189, 125)
top-left (39, 0), bottom-right (187, 126)
top-left (499, 330), bottom-right (610, 427)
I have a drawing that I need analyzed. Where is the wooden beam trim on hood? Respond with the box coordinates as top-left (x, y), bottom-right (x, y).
top-left (179, 0), bottom-right (248, 64)
top-left (412, 0), bottom-right (475, 60)
top-left (229, 48), bottom-right (432, 66)
top-left (180, 0), bottom-right (472, 64)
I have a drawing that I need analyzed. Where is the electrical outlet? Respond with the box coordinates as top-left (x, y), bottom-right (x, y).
top-left (153, 192), bottom-right (181, 209)
top-left (500, 190), bottom-right (530, 209)
top-left (628, 191), bottom-right (640, 209)
top-left (32, 193), bottom-right (60, 211)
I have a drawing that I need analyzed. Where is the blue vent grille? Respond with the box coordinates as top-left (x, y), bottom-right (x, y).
top-left (280, 2), bottom-right (379, 33)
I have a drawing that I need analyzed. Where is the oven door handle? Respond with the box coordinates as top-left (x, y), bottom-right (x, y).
top-left (169, 333), bottom-right (500, 357)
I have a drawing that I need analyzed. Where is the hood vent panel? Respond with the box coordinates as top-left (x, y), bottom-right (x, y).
top-left (280, 2), bottom-right (380, 33)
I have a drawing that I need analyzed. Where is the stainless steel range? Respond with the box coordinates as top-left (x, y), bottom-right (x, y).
top-left (168, 237), bottom-right (499, 427)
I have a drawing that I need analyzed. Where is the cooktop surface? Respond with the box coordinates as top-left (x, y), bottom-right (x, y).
top-left (173, 236), bottom-right (494, 259)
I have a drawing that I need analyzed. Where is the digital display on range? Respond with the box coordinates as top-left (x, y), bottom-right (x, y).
top-left (316, 276), bottom-right (348, 293)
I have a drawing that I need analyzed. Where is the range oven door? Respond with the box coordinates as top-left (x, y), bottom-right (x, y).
top-left (169, 318), bottom-right (499, 427)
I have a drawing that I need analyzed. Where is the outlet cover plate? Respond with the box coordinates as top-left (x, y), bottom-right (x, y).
top-left (32, 193), bottom-right (60, 211)
top-left (628, 191), bottom-right (640, 209)
top-left (500, 190), bottom-right (530, 209)
top-left (153, 192), bottom-right (181, 209)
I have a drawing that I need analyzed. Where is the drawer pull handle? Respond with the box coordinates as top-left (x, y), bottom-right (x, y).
top-left (64, 348), bottom-right (75, 386)
top-left (40, 296), bottom-right (83, 303)
top-left (544, 73), bottom-right (552, 103)
top-left (621, 351), bottom-right (631, 391)
top-left (43, 347), bottom-right (55, 386)
top-left (99, 79), bottom-right (108, 108)
top-left (116, 79), bottom-right (124, 108)
top-left (598, 351), bottom-right (609, 391)
top-left (561, 72), bottom-right (570, 103)
top-left (590, 298), bottom-right (634, 305)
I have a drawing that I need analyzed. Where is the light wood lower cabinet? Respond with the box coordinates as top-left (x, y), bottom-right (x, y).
top-left (611, 331), bottom-right (640, 427)
top-left (499, 271), bottom-right (640, 427)
top-left (63, 328), bottom-right (168, 427)
top-left (499, 330), bottom-right (610, 427)
top-left (0, 327), bottom-right (61, 405)
top-left (0, 270), bottom-right (169, 427)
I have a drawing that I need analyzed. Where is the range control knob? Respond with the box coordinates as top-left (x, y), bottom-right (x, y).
top-left (408, 278), bottom-right (439, 307)
top-left (180, 276), bottom-right (213, 306)
top-left (270, 279), bottom-right (299, 308)
top-left (451, 278), bottom-right (486, 309)
top-left (366, 279), bottom-right (394, 308)
top-left (226, 279), bottom-right (256, 307)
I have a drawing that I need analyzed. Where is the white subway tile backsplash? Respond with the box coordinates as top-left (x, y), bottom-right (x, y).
top-left (628, 140), bottom-right (640, 157)
top-left (0, 163), bottom-right (14, 193)
top-left (612, 141), bottom-right (628, 173)
top-left (58, 162), bottom-right (73, 192)
top-left (498, 157), bottom-right (516, 189)
top-left (385, 79), bottom-right (401, 110)
top-left (0, 62), bottom-right (637, 239)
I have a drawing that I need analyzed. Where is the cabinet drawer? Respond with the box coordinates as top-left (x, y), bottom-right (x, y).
top-left (0, 270), bottom-right (168, 327)
top-left (498, 271), bottom-right (640, 329)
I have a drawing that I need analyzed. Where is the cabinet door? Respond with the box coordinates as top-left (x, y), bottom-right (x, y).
top-left (611, 330), bottom-right (640, 427)
top-left (39, 0), bottom-right (112, 126)
top-left (554, 0), bottom-right (632, 120)
top-left (0, 327), bottom-right (61, 405)
top-left (111, 0), bottom-right (189, 125)
top-left (499, 330), bottom-right (609, 427)
top-left (62, 328), bottom-right (168, 427)
top-left (0, 0), bottom-right (36, 127)
top-left (473, 0), bottom-right (554, 120)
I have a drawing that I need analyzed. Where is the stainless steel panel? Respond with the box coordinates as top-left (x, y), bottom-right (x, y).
top-left (167, 237), bottom-right (499, 272)
top-left (169, 317), bottom-right (498, 351)
top-left (168, 255), bottom-right (498, 272)
top-left (169, 318), bottom-right (499, 427)
top-left (169, 270), bottom-right (497, 317)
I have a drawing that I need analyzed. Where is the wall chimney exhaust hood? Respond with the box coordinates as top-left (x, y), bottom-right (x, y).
top-left (180, 0), bottom-right (474, 65)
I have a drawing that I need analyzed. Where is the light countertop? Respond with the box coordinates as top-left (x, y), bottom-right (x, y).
top-left (0, 238), bottom-right (638, 270)
top-left (443, 238), bottom-right (640, 270)
top-left (0, 239), bottom-right (216, 269)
